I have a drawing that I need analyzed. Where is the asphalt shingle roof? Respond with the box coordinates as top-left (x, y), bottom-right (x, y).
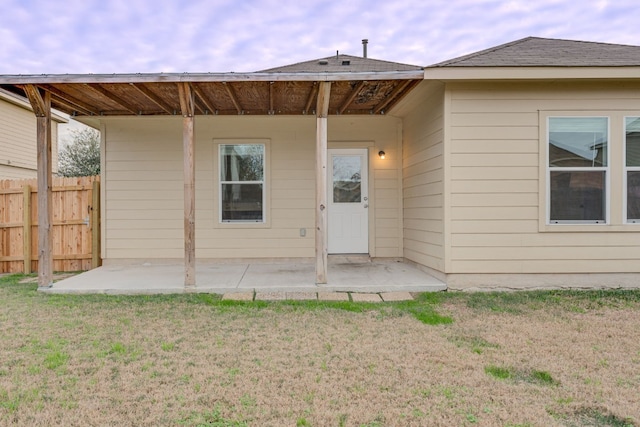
top-left (429, 37), bottom-right (640, 67)
top-left (259, 54), bottom-right (423, 73)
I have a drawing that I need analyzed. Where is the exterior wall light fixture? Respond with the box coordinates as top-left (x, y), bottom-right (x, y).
top-left (378, 150), bottom-right (386, 159)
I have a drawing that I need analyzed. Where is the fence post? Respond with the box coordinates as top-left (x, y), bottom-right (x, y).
top-left (23, 184), bottom-right (32, 274)
top-left (91, 179), bottom-right (101, 269)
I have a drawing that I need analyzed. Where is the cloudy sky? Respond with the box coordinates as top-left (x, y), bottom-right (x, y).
top-left (1, 0), bottom-right (639, 75)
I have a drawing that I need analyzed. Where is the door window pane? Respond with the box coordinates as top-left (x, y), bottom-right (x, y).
top-left (333, 156), bottom-right (361, 203)
top-left (550, 171), bottom-right (605, 222)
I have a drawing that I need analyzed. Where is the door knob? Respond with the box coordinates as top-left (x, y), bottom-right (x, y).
top-left (364, 204), bottom-right (368, 208)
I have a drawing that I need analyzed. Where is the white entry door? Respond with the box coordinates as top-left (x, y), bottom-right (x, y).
top-left (328, 149), bottom-right (369, 254)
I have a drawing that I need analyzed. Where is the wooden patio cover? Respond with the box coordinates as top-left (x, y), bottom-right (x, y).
top-left (0, 69), bottom-right (423, 288)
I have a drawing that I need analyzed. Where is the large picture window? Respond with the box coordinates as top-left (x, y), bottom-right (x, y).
top-left (548, 117), bottom-right (608, 223)
top-left (219, 144), bottom-right (265, 223)
top-left (626, 117), bottom-right (640, 223)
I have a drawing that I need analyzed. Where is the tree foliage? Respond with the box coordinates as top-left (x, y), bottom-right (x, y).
top-left (58, 128), bottom-right (100, 177)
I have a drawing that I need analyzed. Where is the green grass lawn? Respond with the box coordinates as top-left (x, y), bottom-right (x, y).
top-left (1, 273), bottom-right (639, 426)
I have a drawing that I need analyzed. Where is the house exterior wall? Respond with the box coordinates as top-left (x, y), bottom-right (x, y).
top-left (401, 82), bottom-right (446, 275)
top-left (445, 81), bottom-right (640, 288)
top-left (0, 95), bottom-right (59, 179)
top-left (100, 115), bottom-right (402, 261)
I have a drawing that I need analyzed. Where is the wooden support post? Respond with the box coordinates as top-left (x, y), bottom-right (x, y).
top-left (24, 85), bottom-right (53, 288)
top-left (178, 83), bottom-right (196, 288)
top-left (315, 82), bottom-right (331, 284)
top-left (91, 179), bottom-right (101, 269)
top-left (22, 185), bottom-right (32, 274)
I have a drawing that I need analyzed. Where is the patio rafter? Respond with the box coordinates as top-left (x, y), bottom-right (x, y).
top-left (84, 83), bottom-right (139, 114)
top-left (129, 83), bottom-right (174, 114)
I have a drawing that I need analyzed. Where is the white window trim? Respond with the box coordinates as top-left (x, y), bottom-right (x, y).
top-left (213, 139), bottom-right (270, 228)
top-left (624, 116), bottom-right (640, 224)
top-left (545, 116), bottom-right (610, 225)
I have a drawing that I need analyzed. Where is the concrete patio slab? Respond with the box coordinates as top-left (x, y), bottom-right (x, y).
top-left (42, 258), bottom-right (446, 295)
top-left (238, 263), bottom-right (316, 291)
top-left (318, 259), bottom-right (446, 293)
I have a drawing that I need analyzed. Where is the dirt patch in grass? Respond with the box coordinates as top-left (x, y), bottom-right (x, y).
top-left (1, 276), bottom-right (639, 426)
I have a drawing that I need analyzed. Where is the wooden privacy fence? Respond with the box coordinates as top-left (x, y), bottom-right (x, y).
top-left (0, 175), bottom-right (101, 273)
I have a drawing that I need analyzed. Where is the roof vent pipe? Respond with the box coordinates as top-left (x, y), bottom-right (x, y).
top-left (362, 39), bottom-right (368, 58)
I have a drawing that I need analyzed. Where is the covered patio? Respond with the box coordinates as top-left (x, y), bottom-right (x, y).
top-left (0, 53), bottom-right (426, 291)
top-left (42, 257), bottom-right (445, 295)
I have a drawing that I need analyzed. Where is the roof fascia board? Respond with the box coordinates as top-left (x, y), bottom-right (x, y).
top-left (424, 66), bottom-right (640, 80)
top-left (0, 70), bottom-right (424, 85)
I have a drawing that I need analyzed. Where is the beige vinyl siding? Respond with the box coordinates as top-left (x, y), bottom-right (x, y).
top-left (0, 164), bottom-right (39, 179)
top-left (401, 82), bottom-right (445, 272)
top-left (448, 81), bottom-right (640, 274)
top-left (0, 98), bottom-right (60, 179)
top-left (101, 115), bottom-right (402, 260)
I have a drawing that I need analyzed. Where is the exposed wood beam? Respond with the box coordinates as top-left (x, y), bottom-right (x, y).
top-left (177, 82), bottom-right (196, 288)
top-left (317, 82), bottom-right (331, 118)
top-left (24, 85), bottom-right (53, 288)
top-left (178, 82), bottom-right (195, 116)
top-left (315, 81), bottom-right (331, 284)
top-left (35, 84), bottom-right (97, 116)
top-left (268, 81), bottom-right (274, 115)
top-left (372, 80), bottom-right (412, 114)
top-left (191, 83), bottom-right (218, 115)
top-left (192, 98), bottom-right (207, 115)
top-left (23, 85), bottom-right (47, 116)
top-left (338, 81), bottom-right (366, 115)
top-left (222, 82), bottom-right (242, 114)
top-left (304, 82), bottom-right (319, 115)
top-left (85, 83), bottom-right (139, 114)
top-left (49, 95), bottom-right (94, 116)
top-left (130, 83), bottom-right (174, 114)
top-left (378, 79), bottom-right (421, 114)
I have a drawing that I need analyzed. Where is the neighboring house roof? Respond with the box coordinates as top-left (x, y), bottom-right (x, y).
top-left (260, 54), bottom-right (422, 73)
top-left (429, 37), bottom-right (640, 68)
